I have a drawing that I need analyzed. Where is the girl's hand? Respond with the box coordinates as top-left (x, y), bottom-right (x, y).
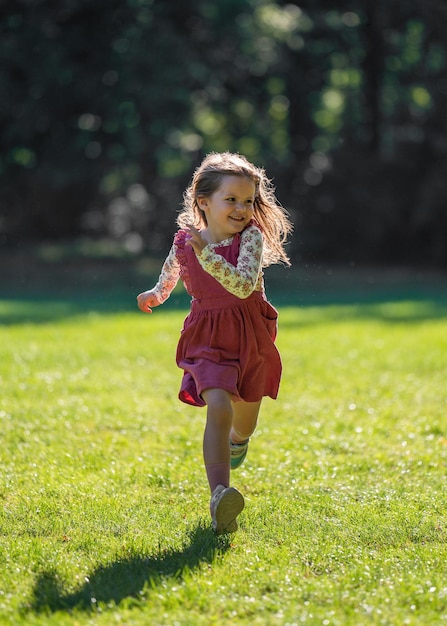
top-left (185, 225), bottom-right (207, 255)
top-left (136, 291), bottom-right (159, 313)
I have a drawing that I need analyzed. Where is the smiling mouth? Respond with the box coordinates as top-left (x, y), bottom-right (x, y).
top-left (229, 216), bottom-right (245, 222)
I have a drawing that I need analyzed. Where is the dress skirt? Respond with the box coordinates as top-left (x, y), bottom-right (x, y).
top-left (176, 291), bottom-right (282, 407)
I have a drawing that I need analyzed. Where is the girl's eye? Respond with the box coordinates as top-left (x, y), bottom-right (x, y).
top-left (225, 197), bottom-right (254, 204)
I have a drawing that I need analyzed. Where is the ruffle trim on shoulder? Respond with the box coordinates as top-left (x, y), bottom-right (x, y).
top-left (174, 229), bottom-right (193, 295)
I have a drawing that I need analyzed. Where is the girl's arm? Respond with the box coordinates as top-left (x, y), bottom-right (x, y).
top-left (196, 225), bottom-right (263, 299)
top-left (137, 243), bottom-right (180, 313)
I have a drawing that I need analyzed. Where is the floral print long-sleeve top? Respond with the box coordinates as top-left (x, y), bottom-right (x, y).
top-left (149, 223), bottom-right (265, 304)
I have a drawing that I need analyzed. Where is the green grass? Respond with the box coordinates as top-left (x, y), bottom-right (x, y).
top-left (1, 279), bottom-right (447, 625)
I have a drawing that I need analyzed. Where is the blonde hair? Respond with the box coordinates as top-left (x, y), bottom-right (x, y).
top-left (178, 152), bottom-right (293, 266)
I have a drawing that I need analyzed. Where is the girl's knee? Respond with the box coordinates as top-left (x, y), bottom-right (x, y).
top-left (203, 388), bottom-right (232, 424)
top-left (209, 399), bottom-right (232, 423)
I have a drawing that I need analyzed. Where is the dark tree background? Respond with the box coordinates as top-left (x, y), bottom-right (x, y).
top-left (1, 0), bottom-right (446, 266)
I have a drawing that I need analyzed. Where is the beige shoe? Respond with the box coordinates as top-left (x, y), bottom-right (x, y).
top-left (210, 485), bottom-right (245, 534)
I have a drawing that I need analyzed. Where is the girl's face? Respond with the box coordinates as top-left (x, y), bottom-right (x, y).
top-left (197, 175), bottom-right (255, 243)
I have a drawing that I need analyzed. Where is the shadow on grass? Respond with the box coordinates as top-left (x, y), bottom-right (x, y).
top-left (2, 289), bottom-right (447, 327)
top-left (1, 263), bottom-right (447, 325)
top-left (0, 291), bottom-right (191, 325)
top-left (29, 521), bottom-right (230, 615)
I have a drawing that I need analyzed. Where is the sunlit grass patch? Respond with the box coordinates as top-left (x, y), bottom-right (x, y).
top-left (0, 298), bottom-right (446, 625)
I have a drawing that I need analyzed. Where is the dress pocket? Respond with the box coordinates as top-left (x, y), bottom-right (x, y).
top-left (261, 301), bottom-right (279, 341)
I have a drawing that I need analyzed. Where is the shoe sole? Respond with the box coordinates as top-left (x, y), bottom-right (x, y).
top-left (213, 487), bottom-right (245, 535)
top-left (230, 449), bottom-right (248, 470)
top-left (230, 442), bottom-right (249, 470)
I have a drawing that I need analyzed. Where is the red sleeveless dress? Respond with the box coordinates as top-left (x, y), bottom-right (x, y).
top-left (174, 229), bottom-right (282, 407)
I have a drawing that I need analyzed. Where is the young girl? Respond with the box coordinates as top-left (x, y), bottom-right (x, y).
top-left (137, 152), bottom-right (292, 534)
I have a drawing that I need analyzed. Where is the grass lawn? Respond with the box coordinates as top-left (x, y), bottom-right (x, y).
top-left (1, 253), bottom-right (447, 625)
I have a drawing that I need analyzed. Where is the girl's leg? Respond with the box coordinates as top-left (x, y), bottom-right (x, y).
top-left (201, 388), bottom-right (233, 493)
top-left (230, 400), bottom-right (262, 443)
top-left (202, 388), bottom-right (245, 535)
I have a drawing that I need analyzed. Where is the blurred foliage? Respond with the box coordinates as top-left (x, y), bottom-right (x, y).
top-left (1, 0), bottom-right (447, 266)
